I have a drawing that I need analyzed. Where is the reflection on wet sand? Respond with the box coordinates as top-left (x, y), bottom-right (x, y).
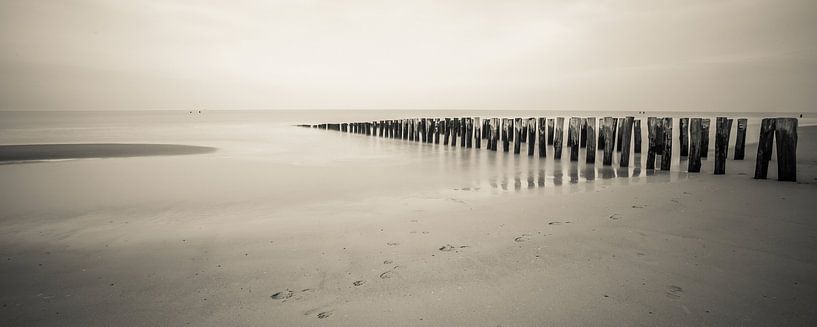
top-left (0, 143), bottom-right (217, 163)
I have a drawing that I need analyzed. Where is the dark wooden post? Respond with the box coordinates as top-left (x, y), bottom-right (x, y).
top-left (433, 119), bottom-right (440, 144)
top-left (491, 118), bottom-right (499, 151)
top-left (466, 118), bottom-right (474, 148)
top-left (701, 119), bottom-right (710, 158)
top-left (547, 119), bottom-right (555, 145)
top-left (568, 117), bottom-right (580, 161)
top-left (615, 118), bottom-right (623, 152)
top-left (453, 118), bottom-right (461, 146)
top-left (754, 118), bottom-right (776, 179)
top-left (598, 117), bottom-right (607, 150)
top-left (654, 118), bottom-right (664, 156)
top-left (514, 118), bottom-right (522, 154)
top-left (527, 118), bottom-right (536, 156)
top-left (444, 118), bottom-right (451, 144)
top-left (474, 117), bottom-right (481, 148)
top-left (734, 118), bottom-right (747, 160)
top-left (660, 118), bottom-right (673, 171)
top-left (580, 118), bottom-right (588, 148)
top-left (646, 118), bottom-right (657, 169)
top-left (419, 119), bottom-right (426, 143)
top-left (679, 118), bottom-right (689, 156)
top-left (554, 117), bottom-right (564, 159)
top-left (521, 120), bottom-right (528, 143)
top-left (688, 118), bottom-right (703, 172)
top-left (502, 118), bottom-right (510, 152)
top-left (586, 117), bottom-right (596, 164)
top-left (775, 118), bottom-right (798, 181)
top-left (619, 116), bottom-right (634, 167)
top-left (537, 118), bottom-right (546, 157)
top-left (714, 117), bottom-right (733, 175)
top-left (460, 118), bottom-right (467, 148)
top-left (634, 119), bottom-right (642, 154)
top-left (602, 117), bottom-right (615, 165)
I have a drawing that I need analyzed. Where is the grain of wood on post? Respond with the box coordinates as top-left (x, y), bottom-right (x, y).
top-left (602, 117), bottom-right (615, 166)
top-left (714, 117), bottom-right (732, 175)
top-left (734, 118), bottom-right (747, 160)
top-left (474, 117), bottom-right (481, 149)
top-left (753, 118), bottom-right (775, 179)
top-left (586, 117), bottom-right (596, 164)
top-left (775, 118), bottom-right (798, 182)
top-left (580, 118), bottom-right (587, 148)
top-left (679, 118), bottom-right (689, 157)
top-left (634, 119), bottom-right (642, 154)
top-left (514, 118), bottom-right (523, 154)
top-left (568, 117), bottom-right (580, 161)
top-left (554, 117), bottom-right (564, 159)
top-left (537, 118), bottom-right (546, 157)
top-left (660, 117), bottom-right (673, 171)
top-left (619, 116), bottom-right (634, 167)
top-left (527, 118), bottom-right (536, 156)
top-left (688, 118), bottom-right (703, 172)
top-left (701, 119), bottom-right (710, 158)
top-left (547, 119), bottom-right (555, 145)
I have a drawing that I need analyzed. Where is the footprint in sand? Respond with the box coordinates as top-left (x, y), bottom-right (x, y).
top-left (353, 280), bottom-right (365, 286)
top-left (514, 234), bottom-right (532, 242)
top-left (609, 214), bottom-right (621, 220)
top-left (383, 260), bottom-right (393, 265)
top-left (271, 288), bottom-right (314, 302)
top-left (665, 285), bottom-right (683, 299)
top-left (439, 244), bottom-right (469, 252)
top-left (380, 266), bottom-right (401, 279)
top-left (317, 311), bottom-right (334, 319)
top-left (387, 242), bottom-right (400, 246)
top-left (548, 221), bottom-right (563, 225)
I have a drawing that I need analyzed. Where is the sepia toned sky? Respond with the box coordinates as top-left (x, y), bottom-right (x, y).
top-left (1, 0), bottom-right (815, 111)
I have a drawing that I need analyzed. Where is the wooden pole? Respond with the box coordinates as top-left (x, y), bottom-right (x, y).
top-left (660, 118), bottom-right (673, 171)
top-left (701, 119), bottom-right (710, 158)
top-left (547, 119), bottom-right (555, 145)
top-left (466, 118), bottom-right (474, 148)
top-left (615, 118), bottom-right (623, 152)
top-left (554, 117), bottom-right (564, 159)
top-left (775, 118), bottom-right (798, 181)
top-left (714, 117), bottom-right (732, 175)
top-left (521, 120), bottom-right (527, 143)
top-left (634, 119), bottom-right (642, 154)
top-left (474, 117), bottom-right (481, 149)
top-left (734, 118), bottom-right (747, 160)
top-left (753, 118), bottom-right (776, 179)
top-left (619, 116), bottom-right (634, 167)
top-left (538, 117), bottom-right (546, 157)
top-left (688, 118), bottom-right (703, 172)
top-left (586, 117), bottom-right (596, 164)
top-left (602, 117), bottom-right (615, 165)
top-left (460, 118), bottom-right (467, 148)
top-left (568, 117), bottom-right (580, 161)
top-left (527, 118), bottom-right (536, 156)
top-left (679, 118), bottom-right (689, 157)
top-left (502, 118), bottom-right (510, 152)
top-left (514, 118), bottom-right (523, 154)
top-left (598, 117), bottom-right (607, 150)
top-left (444, 118), bottom-right (451, 144)
top-left (580, 118), bottom-right (588, 148)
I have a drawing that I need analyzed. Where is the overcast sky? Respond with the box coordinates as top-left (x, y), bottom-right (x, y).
top-left (1, 0), bottom-right (815, 111)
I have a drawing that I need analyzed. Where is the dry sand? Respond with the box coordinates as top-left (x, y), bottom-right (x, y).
top-left (1, 127), bottom-right (816, 326)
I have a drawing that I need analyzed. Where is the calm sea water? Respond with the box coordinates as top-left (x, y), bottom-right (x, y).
top-left (0, 110), bottom-right (811, 218)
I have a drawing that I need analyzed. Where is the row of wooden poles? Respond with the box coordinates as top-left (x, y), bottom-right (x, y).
top-left (299, 116), bottom-right (798, 182)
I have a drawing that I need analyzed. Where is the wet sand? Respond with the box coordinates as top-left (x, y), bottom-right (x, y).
top-left (0, 125), bottom-right (815, 326)
top-left (0, 144), bottom-right (217, 163)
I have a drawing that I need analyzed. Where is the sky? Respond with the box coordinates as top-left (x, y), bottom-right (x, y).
top-left (1, 0), bottom-right (815, 112)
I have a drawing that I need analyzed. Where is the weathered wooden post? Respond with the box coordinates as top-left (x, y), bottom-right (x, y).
top-left (521, 121), bottom-right (528, 143)
top-left (753, 118), bottom-right (776, 179)
top-left (474, 117), bottom-right (481, 148)
top-left (419, 119), bottom-right (426, 143)
top-left (460, 118), bottom-right (467, 148)
top-left (502, 118), bottom-right (510, 152)
top-left (734, 118), bottom-right (747, 160)
top-left (679, 118), bottom-right (689, 156)
top-left (568, 117), bottom-right (580, 161)
top-left (598, 117), bottom-right (607, 150)
top-left (586, 117), bottom-right (596, 164)
top-left (416, 119), bottom-right (422, 142)
top-left (701, 119), bottom-right (710, 158)
top-left (620, 116), bottom-right (634, 167)
top-left (654, 118), bottom-right (664, 156)
top-left (554, 117), bottom-right (564, 159)
top-left (433, 119), bottom-right (440, 144)
top-left (547, 119), bottom-right (555, 145)
top-left (513, 118), bottom-right (523, 154)
top-left (634, 119), bottom-right (642, 154)
top-left (527, 118), bottom-right (536, 156)
top-left (615, 118), bottom-right (623, 152)
top-left (688, 118), bottom-right (703, 172)
top-left (444, 118), bottom-right (451, 144)
top-left (646, 118), bottom-right (657, 169)
top-left (537, 118), bottom-right (546, 157)
top-left (580, 118), bottom-right (588, 148)
top-left (775, 118), bottom-right (798, 181)
top-left (467, 118), bottom-right (474, 148)
top-left (660, 118), bottom-right (673, 171)
top-left (453, 118), bottom-right (461, 146)
top-left (602, 117), bottom-right (615, 165)
top-left (491, 118), bottom-right (499, 151)
top-left (714, 117), bottom-right (733, 175)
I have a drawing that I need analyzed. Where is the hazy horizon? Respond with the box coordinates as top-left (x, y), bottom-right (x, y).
top-left (2, 0), bottom-right (816, 112)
